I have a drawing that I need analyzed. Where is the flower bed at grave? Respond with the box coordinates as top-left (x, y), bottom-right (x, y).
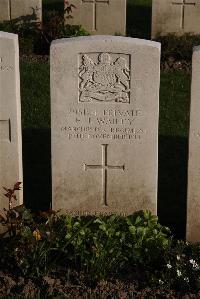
top-left (0, 184), bottom-right (200, 298)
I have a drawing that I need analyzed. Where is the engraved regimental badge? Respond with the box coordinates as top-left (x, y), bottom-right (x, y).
top-left (79, 53), bottom-right (130, 103)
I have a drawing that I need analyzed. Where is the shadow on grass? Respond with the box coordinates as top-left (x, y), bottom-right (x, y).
top-left (22, 130), bottom-right (188, 239)
top-left (23, 129), bottom-right (51, 211)
top-left (127, 1), bottom-right (152, 39)
top-left (158, 135), bottom-right (188, 239)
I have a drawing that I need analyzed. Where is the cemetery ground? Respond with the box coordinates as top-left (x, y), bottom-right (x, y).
top-left (1, 0), bottom-right (200, 298)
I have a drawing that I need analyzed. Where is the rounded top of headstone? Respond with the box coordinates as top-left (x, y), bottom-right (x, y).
top-left (193, 45), bottom-right (200, 53)
top-left (0, 31), bottom-right (18, 41)
top-left (51, 35), bottom-right (161, 50)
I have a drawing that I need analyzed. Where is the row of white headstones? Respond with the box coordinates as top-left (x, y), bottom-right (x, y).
top-left (2, 0), bottom-right (200, 38)
top-left (0, 31), bottom-right (199, 242)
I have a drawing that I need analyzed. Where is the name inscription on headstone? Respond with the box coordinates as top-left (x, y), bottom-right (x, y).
top-left (61, 107), bottom-right (145, 141)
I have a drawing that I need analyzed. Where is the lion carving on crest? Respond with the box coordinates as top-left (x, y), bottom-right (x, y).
top-left (79, 53), bottom-right (130, 103)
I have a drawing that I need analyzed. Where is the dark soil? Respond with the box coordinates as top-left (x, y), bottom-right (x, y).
top-left (0, 271), bottom-right (199, 298)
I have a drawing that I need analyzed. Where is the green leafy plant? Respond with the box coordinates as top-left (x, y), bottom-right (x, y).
top-left (0, 8), bottom-right (89, 55)
top-left (40, 10), bottom-right (89, 54)
top-left (1, 184), bottom-right (200, 293)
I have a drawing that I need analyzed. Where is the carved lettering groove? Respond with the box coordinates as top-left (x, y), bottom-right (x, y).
top-left (65, 210), bottom-right (128, 216)
top-left (0, 57), bottom-right (13, 72)
top-left (61, 107), bottom-right (145, 141)
top-left (79, 53), bottom-right (130, 103)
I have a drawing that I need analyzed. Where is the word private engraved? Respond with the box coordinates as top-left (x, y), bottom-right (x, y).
top-left (79, 52), bottom-right (130, 103)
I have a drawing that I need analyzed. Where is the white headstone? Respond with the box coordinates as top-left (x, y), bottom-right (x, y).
top-left (0, 0), bottom-right (42, 23)
top-left (51, 36), bottom-right (160, 216)
top-left (0, 0), bottom-right (10, 22)
top-left (11, 0), bottom-right (42, 23)
top-left (187, 46), bottom-right (200, 242)
top-left (0, 32), bottom-right (23, 212)
top-left (65, 0), bottom-right (126, 36)
top-left (152, 0), bottom-right (200, 38)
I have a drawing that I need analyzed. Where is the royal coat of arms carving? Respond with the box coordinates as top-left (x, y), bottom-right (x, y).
top-left (79, 52), bottom-right (130, 103)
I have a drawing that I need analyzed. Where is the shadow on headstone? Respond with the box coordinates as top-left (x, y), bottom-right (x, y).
top-left (22, 128), bottom-right (51, 211)
top-left (22, 130), bottom-right (188, 238)
top-left (158, 135), bottom-right (188, 239)
top-left (127, 0), bottom-right (152, 39)
top-left (43, 0), bottom-right (63, 13)
top-left (3, 7), bottom-right (41, 27)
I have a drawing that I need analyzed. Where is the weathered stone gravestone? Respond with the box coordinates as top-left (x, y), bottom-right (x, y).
top-left (0, 32), bottom-right (23, 212)
top-left (152, 0), bottom-right (200, 38)
top-left (187, 46), bottom-right (200, 242)
top-left (0, 0), bottom-right (42, 23)
top-left (64, 0), bottom-right (126, 36)
top-left (51, 36), bottom-right (160, 216)
top-left (0, 0), bottom-right (10, 22)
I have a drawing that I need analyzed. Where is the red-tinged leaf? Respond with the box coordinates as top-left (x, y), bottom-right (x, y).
top-left (4, 193), bottom-right (9, 198)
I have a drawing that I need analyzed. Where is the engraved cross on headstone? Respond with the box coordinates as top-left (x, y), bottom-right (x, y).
top-left (8, 0), bottom-right (12, 20)
top-left (172, 0), bottom-right (196, 29)
top-left (84, 144), bottom-right (125, 207)
top-left (81, 0), bottom-right (110, 31)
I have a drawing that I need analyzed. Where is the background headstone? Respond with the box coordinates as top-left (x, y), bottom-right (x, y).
top-left (0, 0), bottom-right (42, 23)
top-left (11, 0), bottom-right (42, 23)
top-left (51, 36), bottom-right (160, 216)
top-left (187, 46), bottom-right (200, 242)
top-left (0, 0), bottom-right (10, 22)
top-left (65, 0), bottom-right (126, 36)
top-left (152, 0), bottom-right (200, 38)
top-left (0, 32), bottom-right (23, 212)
